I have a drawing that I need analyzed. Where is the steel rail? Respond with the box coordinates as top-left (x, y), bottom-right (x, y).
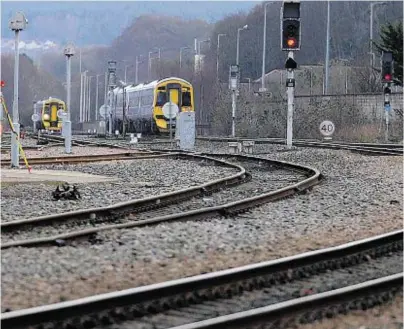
top-left (197, 137), bottom-right (403, 156)
top-left (168, 273), bottom-right (403, 329)
top-left (1, 154), bottom-right (321, 248)
top-left (0, 154), bottom-right (247, 245)
top-left (1, 229), bottom-right (402, 328)
top-left (0, 151), bottom-right (170, 166)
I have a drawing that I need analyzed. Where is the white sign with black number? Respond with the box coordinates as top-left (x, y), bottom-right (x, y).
top-left (319, 120), bottom-right (335, 137)
top-left (31, 113), bottom-right (40, 122)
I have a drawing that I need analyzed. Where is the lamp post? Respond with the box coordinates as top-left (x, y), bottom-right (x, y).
top-left (135, 55), bottom-right (143, 84)
top-left (63, 42), bottom-right (75, 154)
top-left (148, 49), bottom-right (159, 81)
top-left (324, 0), bottom-right (330, 95)
top-left (370, 2), bottom-right (387, 69)
top-left (180, 46), bottom-right (190, 70)
top-left (9, 11), bottom-right (28, 168)
top-left (236, 25), bottom-right (248, 66)
top-left (198, 39), bottom-right (210, 55)
top-left (261, 3), bottom-right (270, 91)
top-left (217, 33), bottom-right (226, 82)
top-left (87, 76), bottom-right (93, 122)
top-left (95, 74), bottom-right (103, 121)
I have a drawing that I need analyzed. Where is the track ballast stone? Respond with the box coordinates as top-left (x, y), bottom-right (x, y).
top-left (1, 141), bottom-right (402, 311)
top-left (0, 158), bottom-right (238, 222)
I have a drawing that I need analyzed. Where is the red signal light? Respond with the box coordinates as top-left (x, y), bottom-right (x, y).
top-left (0, 80), bottom-right (5, 88)
top-left (287, 38), bottom-right (297, 48)
top-left (384, 74), bottom-right (392, 81)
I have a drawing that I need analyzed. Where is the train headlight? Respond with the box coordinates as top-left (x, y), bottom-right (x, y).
top-left (43, 114), bottom-right (50, 120)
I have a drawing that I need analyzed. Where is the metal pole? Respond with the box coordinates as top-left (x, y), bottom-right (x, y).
top-left (135, 56), bottom-right (139, 84)
top-left (236, 29), bottom-right (240, 66)
top-left (169, 92), bottom-right (172, 147)
top-left (124, 66), bottom-right (127, 84)
top-left (148, 53), bottom-right (151, 81)
top-left (104, 71), bottom-right (108, 104)
top-left (261, 3), bottom-right (268, 91)
top-left (79, 49), bottom-right (82, 122)
top-left (180, 49), bottom-right (182, 70)
top-left (95, 74), bottom-right (99, 121)
top-left (65, 54), bottom-right (72, 153)
top-left (79, 73), bottom-right (83, 122)
top-left (216, 34), bottom-right (226, 82)
top-left (66, 57), bottom-right (71, 122)
top-left (384, 83), bottom-right (390, 142)
top-left (81, 71), bottom-right (87, 122)
top-left (231, 90), bottom-right (236, 137)
top-left (11, 29), bottom-right (20, 167)
top-left (370, 3), bottom-right (374, 69)
top-left (88, 76), bottom-right (92, 122)
top-left (286, 51), bottom-right (295, 149)
top-left (33, 101), bottom-right (37, 133)
top-left (324, 0), bottom-right (330, 95)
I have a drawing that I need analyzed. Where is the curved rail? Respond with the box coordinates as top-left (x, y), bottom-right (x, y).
top-left (1, 153), bottom-right (248, 248)
top-left (1, 154), bottom-right (321, 248)
top-left (1, 229), bottom-right (402, 328)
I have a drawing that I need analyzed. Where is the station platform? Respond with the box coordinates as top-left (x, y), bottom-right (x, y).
top-left (1, 168), bottom-right (117, 185)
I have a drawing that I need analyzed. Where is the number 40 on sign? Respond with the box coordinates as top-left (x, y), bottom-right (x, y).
top-left (319, 120), bottom-right (335, 137)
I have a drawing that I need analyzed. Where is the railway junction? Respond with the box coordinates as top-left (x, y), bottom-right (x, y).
top-left (0, 133), bottom-right (402, 329)
top-left (1, 1), bottom-right (403, 328)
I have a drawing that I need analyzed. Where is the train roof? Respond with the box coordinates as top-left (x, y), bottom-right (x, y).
top-left (114, 77), bottom-right (192, 94)
top-left (35, 97), bottom-right (65, 104)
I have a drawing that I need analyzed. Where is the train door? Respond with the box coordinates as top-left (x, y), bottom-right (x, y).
top-left (50, 102), bottom-right (58, 128)
top-left (167, 83), bottom-right (182, 114)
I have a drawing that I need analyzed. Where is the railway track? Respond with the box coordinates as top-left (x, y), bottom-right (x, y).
top-left (198, 137), bottom-right (404, 156)
top-left (0, 151), bottom-right (168, 166)
top-left (27, 133), bottom-right (404, 156)
top-left (1, 153), bottom-right (320, 248)
top-left (1, 230), bottom-right (402, 329)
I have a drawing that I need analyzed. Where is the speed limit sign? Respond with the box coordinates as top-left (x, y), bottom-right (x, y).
top-left (319, 120), bottom-right (335, 137)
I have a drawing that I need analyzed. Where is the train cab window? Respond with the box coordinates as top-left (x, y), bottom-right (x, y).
top-left (156, 92), bottom-right (167, 106)
top-left (182, 92), bottom-right (191, 107)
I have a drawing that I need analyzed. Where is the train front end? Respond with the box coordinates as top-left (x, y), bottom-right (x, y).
top-left (153, 78), bottom-right (194, 134)
top-left (41, 98), bottom-right (66, 132)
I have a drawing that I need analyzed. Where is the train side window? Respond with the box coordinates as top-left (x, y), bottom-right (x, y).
top-left (182, 92), bottom-right (191, 106)
top-left (156, 92), bottom-right (166, 106)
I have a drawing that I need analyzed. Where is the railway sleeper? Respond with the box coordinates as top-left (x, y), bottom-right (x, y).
top-left (29, 243), bottom-right (401, 329)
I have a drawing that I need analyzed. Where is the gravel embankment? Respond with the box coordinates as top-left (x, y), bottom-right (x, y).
top-left (1, 141), bottom-right (402, 311)
top-left (0, 157), bottom-right (239, 222)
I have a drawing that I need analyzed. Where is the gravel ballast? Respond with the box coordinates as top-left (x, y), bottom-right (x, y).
top-left (0, 157), bottom-right (239, 222)
top-left (1, 141), bottom-right (402, 311)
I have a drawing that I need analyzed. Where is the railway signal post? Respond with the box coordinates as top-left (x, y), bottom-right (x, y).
top-left (229, 65), bottom-right (239, 137)
top-left (381, 51), bottom-right (393, 142)
top-left (64, 43), bottom-right (75, 154)
top-left (9, 11), bottom-right (28, 167)
top-left (107, 61), bottom-right (117, 136)
top-left (281, 1), bottom-right (300, 149)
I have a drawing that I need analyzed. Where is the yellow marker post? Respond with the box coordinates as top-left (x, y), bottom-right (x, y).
top-left (0, 93), bottom-right (32, 173)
